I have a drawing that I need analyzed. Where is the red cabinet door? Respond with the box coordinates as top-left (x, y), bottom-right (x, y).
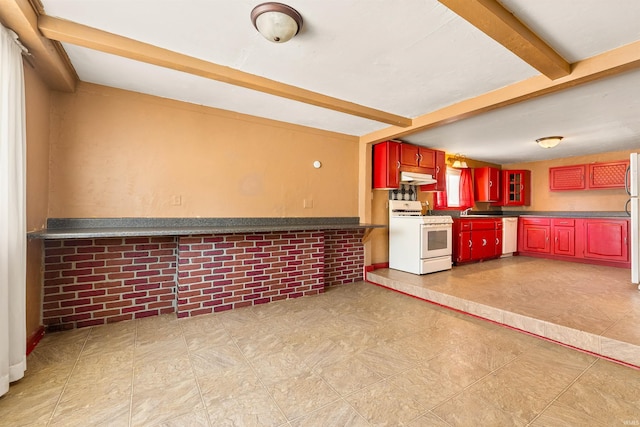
top-left (522, 223), bottom-right (550, 253)
top-left (553, 226), bottom-right (575, 256)
top-left (373, 141), bottom-right (400, 189)
top-left (500, 170), bottom-right (530, 206)
top-left (400, 143), bottom-right (421, 168)
top-left (471, 229), bottom-right (496, 260)
top-left (400, 144), bottom-right (434, 171)
top-left (588, 161), bottom-right (630, 189)
top-left (455, 230), bottom-right (472, 263)
top-left (420, 150), bottom-right (446, 192)
top-left (474, 167), bottom-right (500, 202)
top-left (549, 165), bottom-right (586, 191)
top-left (583, 219), bottom-right (629, 261)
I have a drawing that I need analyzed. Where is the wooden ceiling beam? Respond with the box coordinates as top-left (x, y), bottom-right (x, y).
top-left (361, 39), bottom-right (640, 144)
top-left (38, 15), bottom-right (413, 128)
top-left (439, 0), bottom-right (570, 80)
top-left (0, 0), bottom-right (76, 91)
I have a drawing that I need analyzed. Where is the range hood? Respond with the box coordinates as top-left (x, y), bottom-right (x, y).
top-left (399, 171), bottom-right (437, 186)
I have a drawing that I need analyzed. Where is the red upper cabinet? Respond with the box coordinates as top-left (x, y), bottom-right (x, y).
top-left (420, 150), bottom-right (446, 191)
top-left (474, 167), bottom-right (500, 202)
top-left (400, 144), bottom-right (434, 172)
top-left (497, 170), bottom-right (530, 206)
top-left (587, 161), bottom-right (630, 189)
top-left (549, 165), bottom-right (586, 191)
top-left (372, 140), bottom-right (401, 189)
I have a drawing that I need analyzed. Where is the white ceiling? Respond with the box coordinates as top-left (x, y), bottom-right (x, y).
top-left (39, 0), bottom-right (640, 164)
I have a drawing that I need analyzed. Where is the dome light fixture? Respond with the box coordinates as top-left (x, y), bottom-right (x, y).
top-left (536, 136), bottom-right (563, 149)
top-left (251, 2), bottom-right (303, 43)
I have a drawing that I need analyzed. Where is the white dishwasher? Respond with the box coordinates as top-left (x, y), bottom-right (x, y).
top-left (502, 217), bottom-right (518, 256)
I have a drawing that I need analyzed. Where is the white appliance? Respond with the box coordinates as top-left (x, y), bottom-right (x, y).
top-left (501, 217), bottom-right (518, 256)
top-left (626, 153), bottom-right (640, 288)
top-left (388, 200), bottom-right (453, 274)
top-left (399, 171), bottom-right (437, 186)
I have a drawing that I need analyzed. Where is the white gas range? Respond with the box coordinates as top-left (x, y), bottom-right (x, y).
top-left (388, 200), bottom-right (453, 275)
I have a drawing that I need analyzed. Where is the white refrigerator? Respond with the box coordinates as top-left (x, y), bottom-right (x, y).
top-left (627, 153), bottom-right (640, 288)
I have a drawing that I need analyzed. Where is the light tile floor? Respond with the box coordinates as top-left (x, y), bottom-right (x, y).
top-left (368, 256), bottom-right (640, 367)
top-left (1, 265), bottom-right (639, 426)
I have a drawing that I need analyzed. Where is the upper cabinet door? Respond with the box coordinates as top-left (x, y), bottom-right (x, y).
top-left (474, 167), bottom-right (500, 202)
top-left (372, 140), bottom-right (401, 189)
top-left (420, 150), bottom-right (446, 191)
top-left (549, 165), bottom-right (586, 191)
top-left (400, 144), bottom-right (435, 172)
top-left (500, 170), bottom-right (531, 206)
top-left (588, 161), bottom-right (630, 189)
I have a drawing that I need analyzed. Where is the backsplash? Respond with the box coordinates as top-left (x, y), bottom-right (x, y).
top-left (389, 184), bottom-right (417, 201)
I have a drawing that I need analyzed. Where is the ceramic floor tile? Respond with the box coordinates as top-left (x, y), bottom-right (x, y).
top-left (155, 410), bottom-right (211, 427)
top-left (386, 365), bottom-right (464, 411)
top-left (267, 372), bottom-right (340, 420)
top-left (313, 355), bottom-right (383, 396)
top-left (131, 378), bottom-right (204, 426)
top-left (289, 399), bottom-right (369, 427)
top-left (345, 379), bottom-right (426, 426)
top-left (205, 388), bottom-right (287, 427)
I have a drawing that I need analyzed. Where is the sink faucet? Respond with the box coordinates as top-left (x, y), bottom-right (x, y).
top-left (460, 208), bottom-right (472, 216)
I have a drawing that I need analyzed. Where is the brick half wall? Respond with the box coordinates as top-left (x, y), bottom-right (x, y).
top-left (43, 237), bottom-right (177, 330)
top-left (324, 229), bottom-right (365, 286)
top-left (176, 231), bottom-right (325, 318)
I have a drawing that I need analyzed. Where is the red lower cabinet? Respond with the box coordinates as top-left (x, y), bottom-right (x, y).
top-left (453, 218), bottom-right (502, 264)
top-left (583, 219), bottom-right (628, 262)
top-left (518, 216), bottom-right (629, 267)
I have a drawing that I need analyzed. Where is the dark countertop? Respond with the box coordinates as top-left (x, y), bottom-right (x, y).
top-left (28, 217), bottom-right (386, 239)
top-left (437, 210), bottom-right (630, 219)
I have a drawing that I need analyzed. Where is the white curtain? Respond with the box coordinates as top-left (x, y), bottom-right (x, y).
top-left (0, 24), bottom-right (27, 397)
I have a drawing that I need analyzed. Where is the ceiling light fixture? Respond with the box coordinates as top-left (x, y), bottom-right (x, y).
top-left (536, 136), bottom-right (563, 149)
top-left (251, 2), bottom-right (303, 43)
top-left (448, 153), bottom-right (468, 168)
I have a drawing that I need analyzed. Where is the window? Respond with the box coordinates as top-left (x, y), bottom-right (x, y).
top-left (446, 167), bottom-right (461, 207)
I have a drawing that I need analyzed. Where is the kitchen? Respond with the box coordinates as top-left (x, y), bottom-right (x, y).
top-left (3, 1), bottom-right (640, 424)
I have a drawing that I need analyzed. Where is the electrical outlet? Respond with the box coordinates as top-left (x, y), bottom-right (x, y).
top-left (171, 195), bottom-right (182, 206)
top-left (303, 199), bottom-right (313, 208)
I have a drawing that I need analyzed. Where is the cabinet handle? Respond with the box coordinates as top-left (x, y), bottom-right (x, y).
top-left (482, 238), bottom-right (487, 246)
top-left (396, 161), bottom-right (400, 169)
top-left (416, 153), bottom-right (420, 162)
top-left (436, 166), bottom-right (440, 174)
top-left (489, 181), bottom-right (493, 188)
top-left (468, 240), bottom-right (472, 248)
top-left (496, 238), bottom-right (499, 245)
top-left (520, 184), bottom-right (524, 191)
top-left (555, 237), bottom-right (558, 243)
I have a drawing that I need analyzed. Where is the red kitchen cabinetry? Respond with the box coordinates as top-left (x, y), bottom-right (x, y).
top-left (420, 150), bottom-right (446, 192)
top-left (518, 216), bottom-right (629, 268)
top-left (520, 218), bottom-right (550, 253)
top-left (583, 219), bottom-right (628, 262)
top-left (497, 170), bottom-right (530, 206)
top-left (549, 165), bottom-right (586, 191)
top-left (400, 144), bottom-right (435, 172)
top-left (587, 161), bottom-right (630, 189)
top-left (453, 218), bottom-right (502, 264)
top-left (372, 140), bottom-right (401, 189)
top-left (552, 218), bottom-right (575, 257)
top-left (474, 167), bottom-right (501, 202)
top-left (549, 160), bottom-right (629, 191)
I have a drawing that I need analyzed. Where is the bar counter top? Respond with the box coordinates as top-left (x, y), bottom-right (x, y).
top-left (28, 217), bottom-right (385, 239)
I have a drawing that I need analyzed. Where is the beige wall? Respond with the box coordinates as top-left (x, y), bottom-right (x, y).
top-left (24, 62), bottom-right (51, 337)
top-left (504, 148), bottom-right (639, 212)
top-left (48, 83), bottom-right (359, 218)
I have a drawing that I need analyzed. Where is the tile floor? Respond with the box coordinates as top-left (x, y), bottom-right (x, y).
top-left (1, 261), bottom-right (639, 426)
top-left (368, 256), bottom-right (640, 367)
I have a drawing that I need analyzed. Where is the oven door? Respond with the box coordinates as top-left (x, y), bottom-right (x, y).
top-left (420, 224), bottom-right (452, 259)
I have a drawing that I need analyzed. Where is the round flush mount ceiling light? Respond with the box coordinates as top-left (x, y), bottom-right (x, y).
top-left (536, 136), bottom-right (563, 149)
top-left (251, 2), bottom-right (303, 43)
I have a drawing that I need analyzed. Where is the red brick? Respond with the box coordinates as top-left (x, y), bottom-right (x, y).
top-left (122, 306), bottom-right (145, 314)
top-left (135, 310), bottom-right (159, 319)
top-left (76, 274), bottom-right (107, 283)
top-left (77, 319), bottom-right (105, 328)
top-left (106, 314), bottom-right (133, 323)
top-left (78, 289), bottom-right (106, 298)
top-left (75, 304), bottom-right (104, 313)
top-left (62, 254), bottom-right (93, 262)
top-left (106, 300), bottom-right (133, 309)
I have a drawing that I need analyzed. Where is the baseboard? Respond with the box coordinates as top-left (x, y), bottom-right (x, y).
top-left (26, 325), bottom-right (45, 355)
